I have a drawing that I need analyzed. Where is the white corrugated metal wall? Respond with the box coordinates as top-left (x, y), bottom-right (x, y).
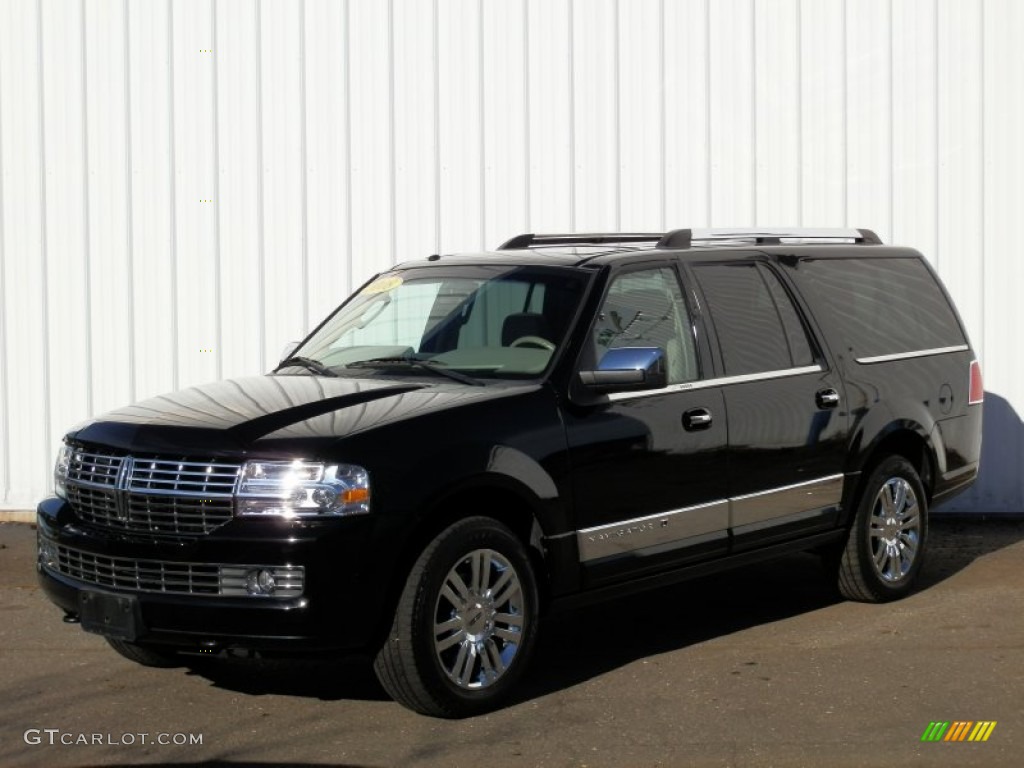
top-left (0, 0), bottom-right (1021, 513)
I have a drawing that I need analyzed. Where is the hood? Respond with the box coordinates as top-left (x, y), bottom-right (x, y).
top-left (68, 375), bottom-right (453, 454)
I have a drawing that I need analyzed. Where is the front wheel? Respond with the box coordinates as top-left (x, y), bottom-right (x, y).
top-left (373, 517), bottom-right (539, 717)
top-left (837, 455), bottom-right (928, 602)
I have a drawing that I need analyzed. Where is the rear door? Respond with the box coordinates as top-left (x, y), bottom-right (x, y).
top-left (564, 264), bottom-right (729, 586)
top-left (690, 259), bottom-right (849, 550)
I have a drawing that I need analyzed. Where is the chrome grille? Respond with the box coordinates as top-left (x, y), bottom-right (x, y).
top-left (39, 536), bottom-right (304, 598)
top-left (52, 542), bottom-right (220, 594)
top-left (67, 447), bottom-right (124, 488)
top-left (128, 457), bottom-right (241, 496)
top-left (125, 494), bottom-right (234, 536)
top-left (64, 445), bottom-right (241, 537)
top-left (66, 484), bottom-right (120, 523)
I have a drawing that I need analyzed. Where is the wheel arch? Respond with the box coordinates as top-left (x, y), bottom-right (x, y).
top-left (845, 422), bottom-right (938, 521)
top-left (372, 475), bottom-right (556, 647)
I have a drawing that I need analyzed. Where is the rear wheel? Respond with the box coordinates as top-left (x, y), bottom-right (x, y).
top-left (837, 455), bottom-right (928, 602)
top-left (373, 517), bottom-right (539, 717)
top-left (106, 638), bottom-right (182, 668)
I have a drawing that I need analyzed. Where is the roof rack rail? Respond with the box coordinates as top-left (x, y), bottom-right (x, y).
top-left (498, 232), bottom-right (664, 250)
top-left (497, 228), bottom-right (882, 252)
top-left (656, 227), bottom-right (882, 248)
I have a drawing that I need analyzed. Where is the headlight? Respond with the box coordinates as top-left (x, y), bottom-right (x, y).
top-left (38, 532), bottom-right (58, 570)
top-left (235, 460), bottom-right (371, 518)
top-left (54, 442), bottom-right (73, 499)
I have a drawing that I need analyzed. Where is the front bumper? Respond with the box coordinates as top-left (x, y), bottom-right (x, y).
top-left (36, 497), bottom-right (389, 654)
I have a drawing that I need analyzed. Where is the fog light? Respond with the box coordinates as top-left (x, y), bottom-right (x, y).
top-left (245, 568), bottom-right (277, 596)
top-left (218, 564), bottom-right (304, 597)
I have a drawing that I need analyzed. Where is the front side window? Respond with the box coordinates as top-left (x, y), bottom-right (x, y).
top-left (694, 262), bottom-right (816, 376)
top-left (291, 265), bottom-right (589, 379)
top-left (591, 267), bottom-right (700, 384)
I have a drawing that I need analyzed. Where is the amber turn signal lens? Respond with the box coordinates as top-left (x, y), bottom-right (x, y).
top-left (341, 487), bottom-right (370, 504)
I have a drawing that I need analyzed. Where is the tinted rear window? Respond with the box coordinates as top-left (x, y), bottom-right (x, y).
top-left (797, 257), bottom-right (964, 358)
top-left (694, 263), bottom-right (815, 376)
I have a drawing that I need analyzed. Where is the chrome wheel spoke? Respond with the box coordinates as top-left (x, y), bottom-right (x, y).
top-left (493, 627), bottom-right (521, 644)
top-left (494, 611), bottom-right (523, 629)
top-left (488, 567), bottom-right (513, 602)
top-left (478, 643), bottom-right (496, 680)
top-left (886, 550), bottom-right (900, 578)
top-left (484, 638), bottom-right (506, 676)
top-left (880, 550), bottom-right (893, 578)
top-left (470, 550), bottom-right (491, 594)
top-left (440, 584), bottom-right (460, 607)
top-left (481, 550), bottom-right (494, 591)
top-left (444, 570), bottom-right (472, 604)
top-left (451, 642), bottom-right (474, 686)
top-left (435, 616), bottom-right (462, 635)
top-left (880, 486), bottom-right (897, 517)
top-left (897, 549), bottom-right (910, 575)
top-left (873, 543), bottom-right (888, 569)
top-left (436, 630), bottom-right (465, 652)
top-left (435, 616), bottom-right (465, 652)
top-left (491, 576), bottom-right (521, 608)
top-left (891, 480), bottom-right (908, 515)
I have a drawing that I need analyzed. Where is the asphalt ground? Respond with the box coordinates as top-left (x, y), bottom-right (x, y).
top-left (1, 517), bottom-right (1022, 768)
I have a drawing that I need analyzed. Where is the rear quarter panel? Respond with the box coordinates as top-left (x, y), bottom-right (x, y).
top-left (784, 250), bottom-right (981, 503)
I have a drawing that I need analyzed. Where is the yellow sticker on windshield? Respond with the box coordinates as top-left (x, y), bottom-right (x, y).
top-left (360, 275), bottom-right (403, 295)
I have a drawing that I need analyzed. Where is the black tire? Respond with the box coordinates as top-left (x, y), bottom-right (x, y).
top-left (106, 638), bottom-right (182, 668)
top-left (837, 455), bottom-right (928, 602)
top-left (373, 517), bottom-right (539, 718)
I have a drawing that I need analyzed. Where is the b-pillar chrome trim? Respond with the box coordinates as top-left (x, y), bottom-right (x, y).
top-left (575, 474), bottom-right (845, 563)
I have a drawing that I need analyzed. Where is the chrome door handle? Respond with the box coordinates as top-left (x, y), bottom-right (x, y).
top-left (683, 408), bottom-right (713, 430)
top-left (816, 388), bottom-right (841, 409)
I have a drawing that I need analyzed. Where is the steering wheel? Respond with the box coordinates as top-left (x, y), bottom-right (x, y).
top-left (510, 335), bottom-right (555, 351)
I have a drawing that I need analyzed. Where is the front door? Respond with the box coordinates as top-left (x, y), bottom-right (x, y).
top-left (563, 264), bottom-right (729, 586)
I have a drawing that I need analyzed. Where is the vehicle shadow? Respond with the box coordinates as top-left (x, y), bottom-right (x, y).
top-left (916, 517), bottom-right (1024, 588)
top-left (73, 764), bottom-right (376, 768)
top-left (180, 517), bottom-right (1023, 709)
top-left (181, 655), bottom-right (388, 703)
top-left (939, 390), bottom-right (1024, 514)
top-left (519, 550), bottom-right (840, 704)
top-left (516, 516), bottom-right (1024, 704)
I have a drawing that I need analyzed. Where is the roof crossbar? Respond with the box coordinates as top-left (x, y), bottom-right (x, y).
top-left (499, 228), bottom-right (882, 251)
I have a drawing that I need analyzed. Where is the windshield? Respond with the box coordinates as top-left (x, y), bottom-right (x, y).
top-left (288, 265), bottom-right (589, 379)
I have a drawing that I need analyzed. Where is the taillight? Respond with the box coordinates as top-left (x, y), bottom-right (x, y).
top-left (968, 359), bottom-right (984, 405)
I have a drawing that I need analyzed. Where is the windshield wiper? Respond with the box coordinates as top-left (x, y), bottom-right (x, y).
top-left (346, 357), bottom-right (483, 386)
top-left (274, 356), bottom-right (338, 377)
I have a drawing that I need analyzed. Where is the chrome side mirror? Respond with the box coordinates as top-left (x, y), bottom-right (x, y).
top-left (579, 347), bottom-right (668, 393)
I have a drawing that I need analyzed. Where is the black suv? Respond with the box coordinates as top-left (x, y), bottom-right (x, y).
top-left (37, 227), bottom-right (983, 717)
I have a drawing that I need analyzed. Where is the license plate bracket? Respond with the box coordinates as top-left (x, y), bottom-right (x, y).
top-left (78, 590), bottom-right (143, 641)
